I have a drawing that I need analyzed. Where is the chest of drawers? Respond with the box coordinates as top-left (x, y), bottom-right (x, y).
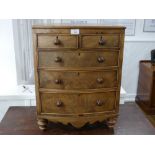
top-left (32, 25), bottom-right (125, 130)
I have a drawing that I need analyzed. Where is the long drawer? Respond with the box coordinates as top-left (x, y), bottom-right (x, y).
top-left (38, 50), bottom-right (119, 68)
top-left (40, 91), bottom-right (116, 114)
top-left (39, 70), bottom-right (118, 89)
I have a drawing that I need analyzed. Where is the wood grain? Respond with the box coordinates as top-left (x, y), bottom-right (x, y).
top-left (40, 91), bottom-right (116, 115)
top-left (81, 34), bottom-right (119, 48)
top-left (38, 34), bottom-right (78, 49)
top-left (39, 70), bottom-right (118, 89)
top-left (38, 50), bottom-right (119, 68)
top-left (33, 25), bottom-right (125, 129)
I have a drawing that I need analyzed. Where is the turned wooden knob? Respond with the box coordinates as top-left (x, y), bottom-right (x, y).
top-left (56, 100), bottom-right (63, 107)
top-left (96, 100), bottom-right (104, 106)
top-left (54, 79), bottom-right (62, 84)
top-left (54, 56), bottom-right (62, 62)
top-left (97, 56), bottom-right (104, 63)
top-left (54, 36), bottom-right (61, 45)
top-left (98, 36), bottom-right (106, 46)
top-left (97, 78), bottom-right (104, 84)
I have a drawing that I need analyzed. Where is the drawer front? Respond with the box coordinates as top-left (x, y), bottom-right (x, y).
top-left (41, 92), bottom-right (116, 114)
top-left (39, 51), bottom-right (119, 68)
top-left (39, 70), bottom-right (118, 89)
top-left (38, 35), bottom-right (78, 49)
top-left (41, 93), bottom-right (79, 114)
top-left (80, 92), bottom-right (116, 113)
top-left (81, 35), bottom-right (119, 48)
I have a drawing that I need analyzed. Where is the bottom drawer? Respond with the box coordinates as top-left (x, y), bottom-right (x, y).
top-left (40, 91), bottom-right (116, 115)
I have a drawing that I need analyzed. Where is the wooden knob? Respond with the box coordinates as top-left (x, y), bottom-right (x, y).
top-left (96, 100), bottom-right (104, 106)
top-left (54, 56), bottom-right (62, 62)
top-left (97, 56), bottom-right (104, 63)
top-left (97, 78), bottom-right (104, 84)
top-left (54, 36), bottom-right (61, 45)
top-left (98, 36), bottom-right (106, 46)
top-left (56, 100), bottom-right (63, 107)
top-left (54, 79), bottom-right (62, 84)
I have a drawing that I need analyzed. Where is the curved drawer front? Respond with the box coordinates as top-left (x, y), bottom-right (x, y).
top-left (41, 92), bottom-right (116, 114)
top-left (39, 70), bottom-right (118, 89)
top-left (81, 34), bottom-right (120, 49)
top-left (38, 35), bottom-right (78, 49)
top-left (38, 51), bottom-right (119, 68)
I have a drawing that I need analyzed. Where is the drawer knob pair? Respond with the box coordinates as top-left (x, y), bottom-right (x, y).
top-left (55, 79), bottom-right (62, 84)
top-left (55, 56), bottom-right (104, 63)
top-left (98, 36), bottom-right (106, 46)
top-left (56, 100), bottom-right (63, 107)
top-left (56, 100), bottom-right (104, 107)
top-left (54, 36), bottom-right (61, 45)
top-left (96, 100), bottom-right (104, 106)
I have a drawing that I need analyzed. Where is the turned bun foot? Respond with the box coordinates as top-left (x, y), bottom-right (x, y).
top-left (106, 117), bottom-right (117, 129)
top-left (37, 119), bottom-right (48, 131)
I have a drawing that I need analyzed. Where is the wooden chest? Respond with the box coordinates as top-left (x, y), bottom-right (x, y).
top-left (32, 25), bottom-right (125, 130)
top-left (136, 60), bottom-right (155, 114)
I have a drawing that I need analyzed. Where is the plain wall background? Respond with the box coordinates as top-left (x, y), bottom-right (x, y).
top-left (0, 20), bottom-right (17, 94)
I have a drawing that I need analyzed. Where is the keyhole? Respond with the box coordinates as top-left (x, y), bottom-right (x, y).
top-left (78, 53), bottom-right (80, 56)
top-left (77, 72), bottom-right (80, 76)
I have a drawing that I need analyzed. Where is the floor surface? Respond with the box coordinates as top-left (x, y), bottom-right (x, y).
top-left (0, 103), bottom-right (155, 135)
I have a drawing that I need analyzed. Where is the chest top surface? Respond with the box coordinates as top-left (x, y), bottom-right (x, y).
top-left (32, 24), bottom-right (126, 29)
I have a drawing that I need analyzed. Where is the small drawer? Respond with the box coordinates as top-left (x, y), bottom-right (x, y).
top-left (38, 50), bottom-right (119, 68)
top-left (37, 35), bottom-right (78, 49)
top-left (41, 91), bottom-right (116, 114)
top-left (39, 70), bottom-right (118, 89)
top-left (81, 34), bottom-right (120, 48)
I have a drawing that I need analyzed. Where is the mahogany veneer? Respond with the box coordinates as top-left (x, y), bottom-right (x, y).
top-left (32, 24), bottom-right (125, 130)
